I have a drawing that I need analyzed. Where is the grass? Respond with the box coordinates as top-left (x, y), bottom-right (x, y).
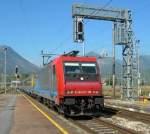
top-left (103, 85), bottom-right (121, 98)
top-left (103, 85), bottom-right (150, 98)
top-left (140, 86), bottom-right (150, 96)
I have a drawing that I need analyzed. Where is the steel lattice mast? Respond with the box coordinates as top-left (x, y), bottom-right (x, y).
top-left (72, 3), bottom-right (139, 99)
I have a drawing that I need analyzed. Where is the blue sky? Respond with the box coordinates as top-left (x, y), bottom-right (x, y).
top-left (0, 0), bottom-right (149, 66)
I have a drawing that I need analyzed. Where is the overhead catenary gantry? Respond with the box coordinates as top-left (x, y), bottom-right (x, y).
top-left (72, 3), bottom-right (139, 99)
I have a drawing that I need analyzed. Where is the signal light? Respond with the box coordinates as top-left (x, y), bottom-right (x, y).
top-left (78, 21), bottom-right (83, 33)
top-left (15, 65), bottom-right (20, 79)
top-left (78, 34), bottom-right (83, 41)
top-left (73, 17), bottom-right (84, 43)
top-left (15, 65), bottom-right (18, 74)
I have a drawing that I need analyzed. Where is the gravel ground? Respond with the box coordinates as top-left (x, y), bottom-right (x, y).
top-left (100, 116), bottom-right (150, 134)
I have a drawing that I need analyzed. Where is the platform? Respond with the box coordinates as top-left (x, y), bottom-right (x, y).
top-left (0, 94), bottom-right (87, 134)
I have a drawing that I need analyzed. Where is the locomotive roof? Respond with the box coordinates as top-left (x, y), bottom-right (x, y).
top-left (55, 55), bottom-right (97, 62)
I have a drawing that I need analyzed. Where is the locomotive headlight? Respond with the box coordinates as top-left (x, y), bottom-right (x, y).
top-left (70, 90), bottom-right (74, 94)
top-left (67, 91), bottom-right (70, 94)
top-left (93, 91), bottom-right (96, 93)
top-left (66, 91), bottom-right (70, 94)
top-left (92, 90), bottom-right (100, 94)
top-left (95, 91), bottom-right (99, 94)
top-left (65, 90), bottom-right (74, 95)
top-left (88, 91), bottom-right (91, 94)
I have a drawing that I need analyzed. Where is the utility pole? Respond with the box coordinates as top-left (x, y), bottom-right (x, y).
top-left (136, 40), bottom-right (141, 96)
top-left (112, 22), bottom-right (116, 99)
top-left (112, 43), bottom-right (116, 99)
top-left (4, 47), bottom-right (7, 94)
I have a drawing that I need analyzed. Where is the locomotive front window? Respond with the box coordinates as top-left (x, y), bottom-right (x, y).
top-left (81, 63), bottom-right (96, 74)
top-left (64, 62), bottom-right (99, 81)
top-left (64, 63), bottom-right (80, 74)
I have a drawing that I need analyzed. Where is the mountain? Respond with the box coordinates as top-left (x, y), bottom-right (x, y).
top-left (139, 55), bottom-right (150, 83)
top-left (140, 55), bottom-right (150, 70)
top-left (1, 46), bottom-right (150, 83)
top-left (0, 45), bottom-right (39, 75)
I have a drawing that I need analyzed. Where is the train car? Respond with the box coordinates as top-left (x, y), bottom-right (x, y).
top-left (32, 51), bottom-right (104, 116)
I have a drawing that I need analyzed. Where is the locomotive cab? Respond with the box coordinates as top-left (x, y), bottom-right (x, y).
top-left (58, 55), bottom-right (104, 116)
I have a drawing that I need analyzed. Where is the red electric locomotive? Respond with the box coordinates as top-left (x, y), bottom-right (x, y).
top-left (32, 51), bottom-right (104, 116)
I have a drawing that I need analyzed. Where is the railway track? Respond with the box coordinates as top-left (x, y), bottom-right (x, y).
top-left (104, 106), bottom-right (150, 124)
top-left (70, 117), bottom-right (139, 134)
top-left (25, 93), bottom-right (147, 134)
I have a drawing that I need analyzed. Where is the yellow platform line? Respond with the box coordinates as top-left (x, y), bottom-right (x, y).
top-left (23, 95), bottom-right (69, 134)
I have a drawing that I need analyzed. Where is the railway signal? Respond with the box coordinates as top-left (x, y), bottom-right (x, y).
top-left (15, 65), bottom-right (20, 80)
top-left (15, 65), bottom-right (18, 74)
top-left (73, 17), bottom-right (84, 43)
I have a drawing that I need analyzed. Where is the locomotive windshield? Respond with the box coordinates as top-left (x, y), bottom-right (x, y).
top-left (64, 63), bottom-right (80, 74)
top-left (64, 62), bottom-right (99, 81)
top-left (81, 63), bottom-right (96, 74)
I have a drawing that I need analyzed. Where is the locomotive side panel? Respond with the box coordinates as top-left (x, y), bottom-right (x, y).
top-left (52, 57), bottom-right (66, 104)
top-left (33, 63), bottom-right (58, 102)
top-left (38, 66), bottom-right (50, 90)
top-left (33, 66), bottom-right (51, 99)
top-left (49, 64), bottom-right (58, 101)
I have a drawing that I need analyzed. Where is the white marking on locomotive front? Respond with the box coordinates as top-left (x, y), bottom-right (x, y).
top-left (80, 77), bottom-right (84, 80)
top-left (81, 63), bottom-right (96, 66)
top-left (64, 63), bottom-right (79, 66)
